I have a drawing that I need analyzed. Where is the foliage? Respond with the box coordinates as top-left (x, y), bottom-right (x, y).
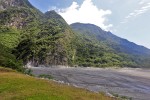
top-left (38, 74), bottom-right (53, 79)
top-left (71, 23), bottom-right (150, 67)
top-left (0, 26), bottom-right (20, 48)
top-left (0, 44), bottom-right (23, 72)
top-left (0, 0), bottom-right (150, 70)
top-left (0, 26), bottom-right (23, 71)
top-left (24, 68), bottom-right (33, 76)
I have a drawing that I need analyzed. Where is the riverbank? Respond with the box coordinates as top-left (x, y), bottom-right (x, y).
top-left (0, 67), bottom-right (114, 100)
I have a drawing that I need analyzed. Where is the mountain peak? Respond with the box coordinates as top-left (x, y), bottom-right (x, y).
top-left (71, 23), bottom-right (103, 29)
top-left (0, 0), bottom-right (33, 10)
top-left (45, 10), bottom-right (68, 27)
top-left (45, 10), bottom-right (64, 20)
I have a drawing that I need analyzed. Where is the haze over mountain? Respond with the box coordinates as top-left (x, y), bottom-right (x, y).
top-left (71, 23), bottom-right (150, 67)
top-left (71, 23), bottom-right (150, 56)
top-left (0, 0), bottom-right (150, 71)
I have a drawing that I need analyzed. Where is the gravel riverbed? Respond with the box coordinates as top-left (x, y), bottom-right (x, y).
top-left (31, 67), bottom-right (150, 100)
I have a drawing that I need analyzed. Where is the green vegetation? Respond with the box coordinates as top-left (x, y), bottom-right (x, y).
top-left (0, 0), bottom-right (75, 70)
top-left (0, 67), bottom-right (114, 100)
top-left (0, 0), bottom-right (148, 99)
top-left (0, 43), bottom-right (23, 72)
top-left (0, 26), bottom-right (23, 71)
top-left (71, 23), bottom-right (150, 68)
top-left (111, 93), bottom-right (132, 100)
top-left (24, 68), bottom-right (33, 76)
top-left (0, 0), bottom-right (150, 71)
top-left (0, 26), bottom-right (20, 48)
top-left (38, 74), bottom-right (53, 79)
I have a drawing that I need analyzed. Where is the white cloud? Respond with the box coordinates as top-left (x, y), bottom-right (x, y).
top-left (139, 1), bottom-right (145, 5)
top-left (57, 0), bottom-right (112, 30)
top-left (121, 1), bottom-right (150, 23)
top-left (139, 0), bottom-right (149, 5)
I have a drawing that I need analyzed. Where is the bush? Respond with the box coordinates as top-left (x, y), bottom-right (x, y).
top-left (38, 74), bottom-right (53, 79)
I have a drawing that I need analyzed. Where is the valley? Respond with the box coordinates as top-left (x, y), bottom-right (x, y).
top-left (0, 0), bottom-right (150, 100)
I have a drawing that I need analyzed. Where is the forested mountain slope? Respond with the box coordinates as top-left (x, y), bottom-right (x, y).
top-left (0, 0), bottom-right (76, 70)
top-left (0, 0), bottom-right (150, 70)
top-left (71, 23), bottom-right (150, 67)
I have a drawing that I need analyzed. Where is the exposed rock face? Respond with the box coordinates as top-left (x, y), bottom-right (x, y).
top-left (0, 8), bottom-right (32, 29)
top-left (0, 0), bottom-right (36, 29)
top-left (0, 0), bottom-right (33, 11)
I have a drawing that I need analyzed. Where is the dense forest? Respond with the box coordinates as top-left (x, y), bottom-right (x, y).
top-left (0, 0), bottom-right (150, 71)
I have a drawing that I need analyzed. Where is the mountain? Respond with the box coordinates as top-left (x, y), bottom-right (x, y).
top-left (0, 0), bottom-right (76, 70)
top-left (71, 23), bottom-right (150, 56)
top-left (0, 0), bottom-right (150, 71)
top-left (0, 0), bottom-right (35, 71)
top-left (0, 0), bottom-right (34, 10)
top-left (71, 23), bottom-right (150, 67)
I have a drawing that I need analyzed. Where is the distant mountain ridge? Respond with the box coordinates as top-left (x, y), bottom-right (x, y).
top-left (71, 23), bottom-right (150, 56)
top-left (71, 23), bottom-right (150, 67)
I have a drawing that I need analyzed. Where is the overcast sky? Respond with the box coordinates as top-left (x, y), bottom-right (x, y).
top-left (29, 0), bottom-right (150, 49)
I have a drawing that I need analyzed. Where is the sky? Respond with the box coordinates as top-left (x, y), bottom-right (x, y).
top-left (29, 0), bottom-right (150, 49)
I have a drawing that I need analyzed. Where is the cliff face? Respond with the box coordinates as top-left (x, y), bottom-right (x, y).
top-left (0, 0), bottom-right (33, 10)
top-left (0, 0), bottom-right (42, 29)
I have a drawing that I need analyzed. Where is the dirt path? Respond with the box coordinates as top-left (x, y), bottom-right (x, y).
top-left (31, 67), bottom-right (150, 100)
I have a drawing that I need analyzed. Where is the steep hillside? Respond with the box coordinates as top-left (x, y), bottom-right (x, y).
top-left (0, 0), bottom-right (43, 70)
top-left (71, 23), bottom-right (150, 67)
top-left (0, 0), bottom-right (76, 69)
top-left (0, 0), bottom-right (34, 10)
top-left (44, 10), bottom-right (77, 66)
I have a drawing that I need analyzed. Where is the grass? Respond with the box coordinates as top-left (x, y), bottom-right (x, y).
top-left (0, 67), bottom-right (115, 100)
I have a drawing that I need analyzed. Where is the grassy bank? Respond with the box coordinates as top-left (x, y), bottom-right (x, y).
top-left (0, 67), bottom-right (114, 100)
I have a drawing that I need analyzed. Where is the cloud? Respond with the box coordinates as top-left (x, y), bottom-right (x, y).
top-left (57, 0), bottom-right (112, 30)
top-left (139, 0), bottom-right (149, 5)
top-left (121, 2), bottom-right (150, 23)
top-left (139, 0), bottom-right (145, 5)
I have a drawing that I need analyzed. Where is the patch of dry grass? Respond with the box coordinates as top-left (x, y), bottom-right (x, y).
top-left (0, 67), bottom-right (115, 100)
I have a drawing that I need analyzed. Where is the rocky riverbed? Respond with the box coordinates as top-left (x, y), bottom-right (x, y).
top-left (31, 67), bottom-right (150, 100)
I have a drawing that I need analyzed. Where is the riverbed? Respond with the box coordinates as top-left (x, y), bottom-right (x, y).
top-left (31, 67), bottom-right (150, 100)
